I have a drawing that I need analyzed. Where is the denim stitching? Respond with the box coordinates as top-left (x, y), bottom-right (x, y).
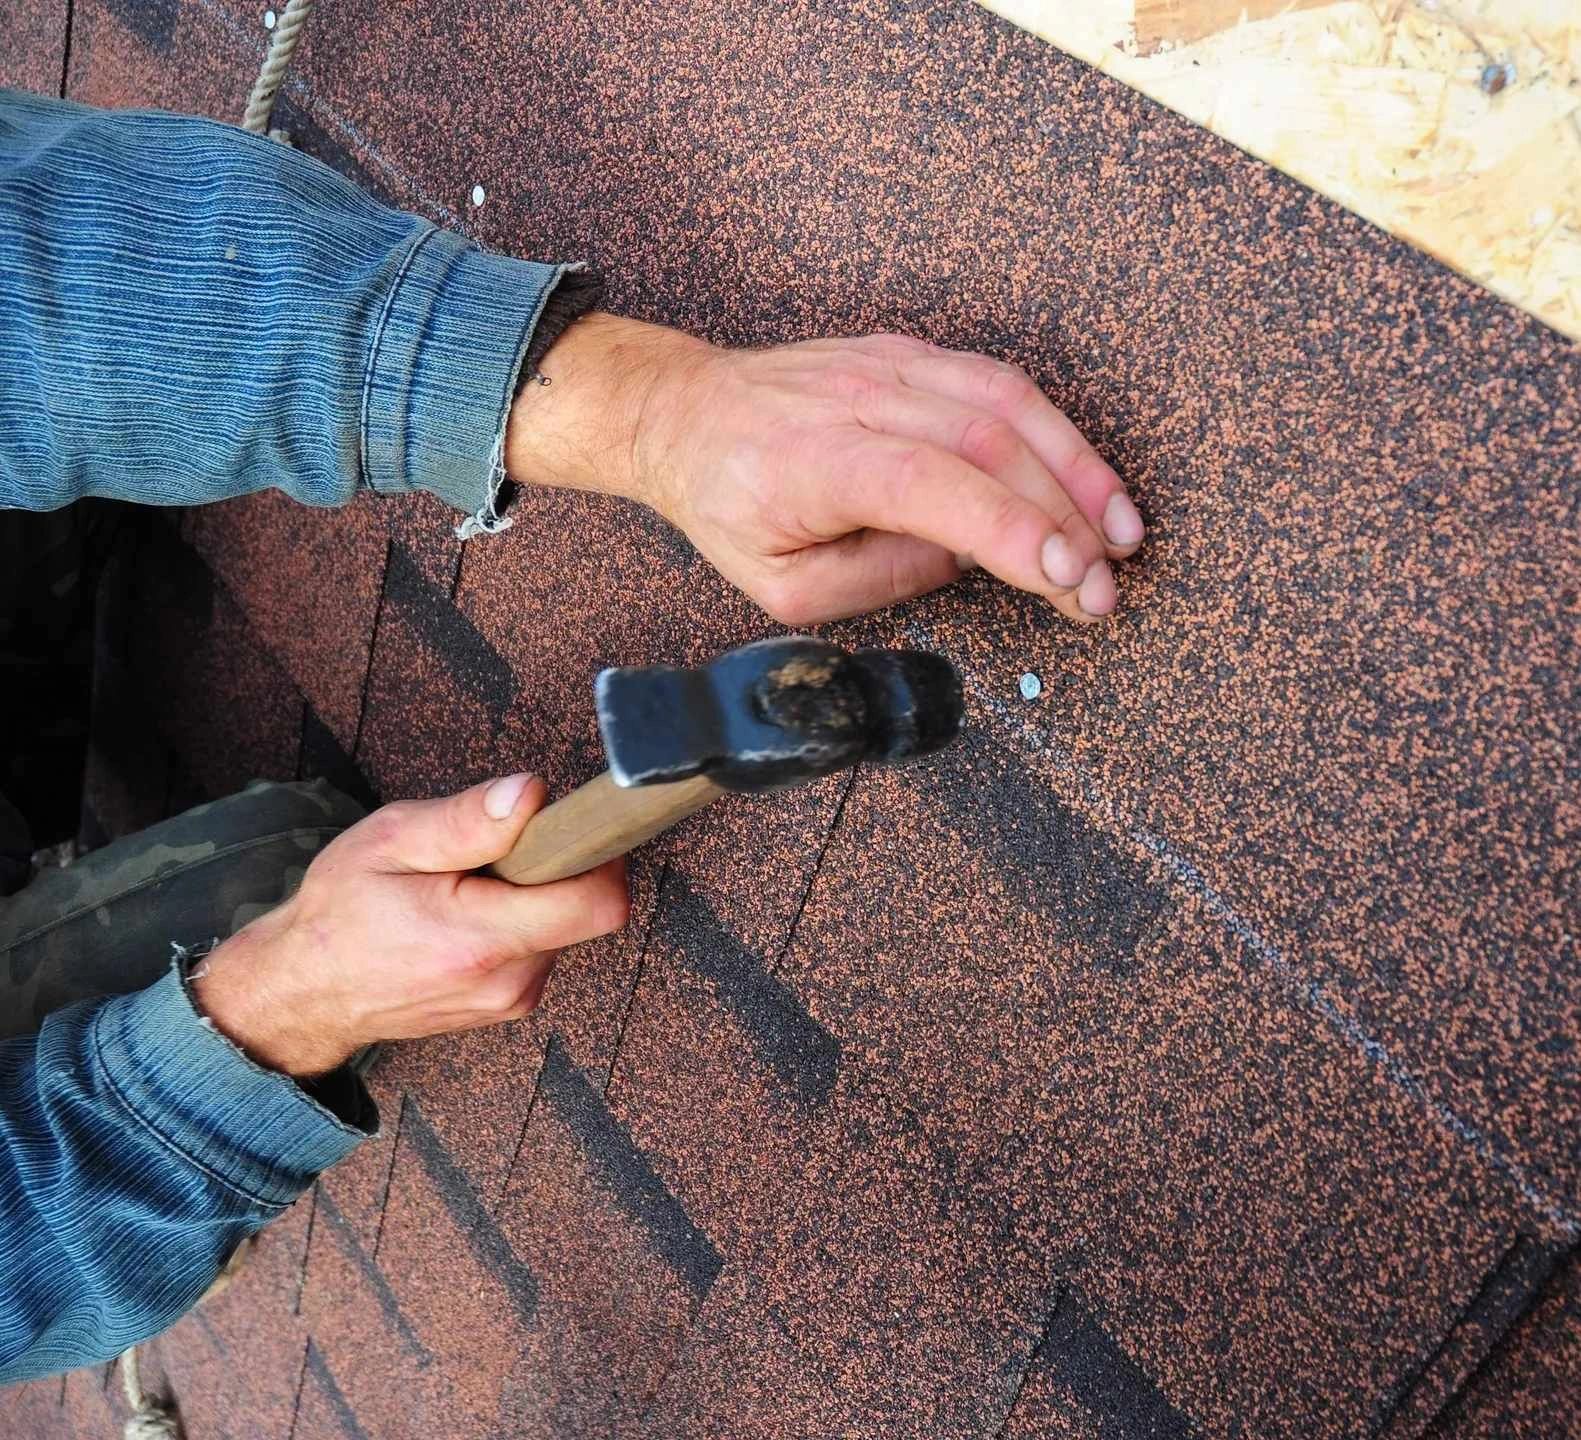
top-left (88, 1014), bottom-right (293, 1211)
top-left (359, 224), bottom-right (440, 495)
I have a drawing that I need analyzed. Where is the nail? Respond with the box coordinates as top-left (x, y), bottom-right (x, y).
top-left (1077, 560), bottom-right (1116, 616)
top-left (1102, 493), bottom-right (1145, 548)
top-left (484, 773), bottom-right (532, 819)
top-left (954, 553), bottom-right (979, 573)
top-left (1041, 533), bottom-right (1085, 589)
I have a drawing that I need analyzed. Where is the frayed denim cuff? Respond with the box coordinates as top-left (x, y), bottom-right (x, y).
top-left (90, 961), bottom-right (377, 1210)
top-left (359, 225), bottom-right (603, 538)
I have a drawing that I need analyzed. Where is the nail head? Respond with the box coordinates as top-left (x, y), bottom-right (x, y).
top-left (1019, 672), bottom-right (1043, 701)
top-left (1479, 60), bottom-right (1515, 95)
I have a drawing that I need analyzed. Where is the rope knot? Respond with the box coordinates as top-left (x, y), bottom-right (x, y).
top-left (119, 1345), bottom-right (181, 1440)
top-left (123, 1400), bottom-right (181, 1440)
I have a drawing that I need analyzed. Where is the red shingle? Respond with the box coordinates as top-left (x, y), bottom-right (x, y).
top-left (491, 1043), bottom-right (711, 1434)
top-left (1425, 1251), bottom-right (1581, 1440)
top-left (637, 1267), bottom-right (864, 1439)
top-left (188, 492), bottom-right (388, 755)
top-left (6, 1), bottom-right (1572, 1437)
top-left (1, 0), bottom-right (66, 100)
top-left (59, 1364), bottom-right (118, 1436)
top-left (127, 537), bottom-right (302, 799)
top-left (154, 1198), bottom-right (316, 1440)
top-left (298, 1152), bottom-right (461, 1439)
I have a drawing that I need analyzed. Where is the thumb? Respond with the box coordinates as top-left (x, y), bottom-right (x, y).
top-left (770, 530), bottom-right (964, 623)
top-left (371, 774), bottom-right (545, 875)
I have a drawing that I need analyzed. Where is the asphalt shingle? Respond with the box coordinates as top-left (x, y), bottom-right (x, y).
top-left (3, 0), bottom-right (1576, 1435)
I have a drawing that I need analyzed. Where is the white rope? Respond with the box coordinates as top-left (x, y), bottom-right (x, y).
top-left (102, 28), bottom-right (317, 1439)
top-left (111, 1239), bottom-right (255, 1438)
top-left (118, 1346), bottom-right (179, 1440)
top-left (241, 0), bottom-right (316, 141)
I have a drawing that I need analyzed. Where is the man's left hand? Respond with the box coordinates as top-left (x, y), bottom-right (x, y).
top-left (505, 312), bottom-right (1144, 626)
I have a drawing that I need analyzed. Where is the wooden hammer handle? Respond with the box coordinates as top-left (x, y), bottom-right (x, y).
top-left (488, 771), bottom-right (724, 886)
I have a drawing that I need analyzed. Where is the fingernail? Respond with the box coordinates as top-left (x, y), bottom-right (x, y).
top-left (1041, 533), bottom-right (1085, 589)
top-left (1102, 493), bottom-right (1145, 547)
top-left (484, 773), bottom-right (532, 819)
top-left (954, 552), bottom-right (979, 573)
top-left (1078, 560), bottom-right (1116, 616)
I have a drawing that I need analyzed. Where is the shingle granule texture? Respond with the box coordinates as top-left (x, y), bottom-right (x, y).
top-left (0, 0), bottom-right (67, 95)
top-left (2, 0), bottom-right (1577, 1436)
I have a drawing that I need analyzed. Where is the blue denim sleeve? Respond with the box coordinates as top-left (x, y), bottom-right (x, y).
top-left (0, 88), bottom-right (589, 535)
top-left (0, 962), bottom-right (374, 1382)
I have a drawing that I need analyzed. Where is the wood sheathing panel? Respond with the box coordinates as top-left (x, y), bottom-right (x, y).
top-left (977, 0), bottom-right (1581, 339)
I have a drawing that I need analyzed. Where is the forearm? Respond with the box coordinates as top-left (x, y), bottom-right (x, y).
top-left (0, 963), bottom-right (372, 1382)
top-left (0, 91), bottom-right (590, 529)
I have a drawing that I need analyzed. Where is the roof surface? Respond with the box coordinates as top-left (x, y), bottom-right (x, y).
top-left (2, 1), bottom-right (1579, 1436)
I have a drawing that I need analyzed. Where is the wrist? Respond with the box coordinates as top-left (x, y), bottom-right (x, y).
top-left (504, 311), bottom-right (714, 515)
top-left (190, 917), bottom-right (356, 1078)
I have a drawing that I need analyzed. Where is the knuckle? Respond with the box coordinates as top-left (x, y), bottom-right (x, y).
top-left (445, 796), bottom-right (482, 847)
top-left (869, 442), bottom-right (937, 526)
top-left (957, 415), bottom-right (1021, 474)
top-left (1068, 442), bottom-right (1109, 484)
top-left (824, 364), bottom-right (882, 413)
top-left (984, 488), bottom-right (1035, 545)
top-left (339, 811), bottom-right (404, 870)
top-left (358, 804), bottom-right (408, 848)
top-left (982, 360), bottom-right (1036, 413)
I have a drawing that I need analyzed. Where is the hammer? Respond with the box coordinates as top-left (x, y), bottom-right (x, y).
top-left (489, 637), bottom-right (964, 886)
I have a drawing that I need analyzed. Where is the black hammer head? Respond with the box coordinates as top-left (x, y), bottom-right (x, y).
top-left (595, 637), bottom-right (964, 793)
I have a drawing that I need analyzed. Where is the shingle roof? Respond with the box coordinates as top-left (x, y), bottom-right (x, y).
top-left (4, 0), bottom-right (1578, 1435)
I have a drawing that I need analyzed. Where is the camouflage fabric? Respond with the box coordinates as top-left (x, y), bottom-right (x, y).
top-left (0, 778), bottom-right (366, 1040)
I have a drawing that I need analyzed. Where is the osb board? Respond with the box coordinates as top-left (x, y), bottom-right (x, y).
top-left (976, 0), bottom-right (1581, 340)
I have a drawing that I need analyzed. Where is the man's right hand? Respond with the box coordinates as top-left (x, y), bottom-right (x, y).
top-left (191, 775), bottom-right (629, 1077)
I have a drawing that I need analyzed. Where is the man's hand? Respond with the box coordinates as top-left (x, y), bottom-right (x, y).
top-left (191, 776), bottom-right (629, 1076)
top-left (506, 313), bottom-right (1144, 625)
